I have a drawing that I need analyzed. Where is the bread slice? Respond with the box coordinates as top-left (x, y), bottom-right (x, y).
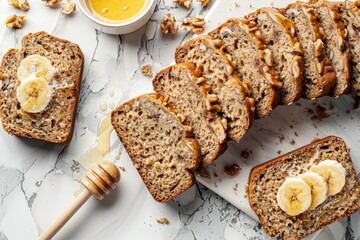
top-left (153, 63), bottom-right (227, 165)
top-left (284, 2), bottom-right (337, 100)
top-left (246, 8), bottom-right (304, 105)
top-left (310, 0), bottom-right (351, 97)
top-left (175, 36), bottom-right (255, 141)
top-left (111, 94), bottom-right (200, 202)
top-left (209, 18), bottom-right (281, 119)
top-left (337, 1), bottom-right (360, 96)
top-left (0, 31), bottom-right (83, 144)
top-left (248, 136), bottom-right (360, 240)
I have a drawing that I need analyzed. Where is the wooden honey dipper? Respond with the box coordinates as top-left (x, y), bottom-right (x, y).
top-left (38, 161), bottom-right (120, 240)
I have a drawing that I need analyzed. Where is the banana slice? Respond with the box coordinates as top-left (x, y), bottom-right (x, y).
top-left (300, 172), bottom-right (328, 210)
top-left (16, 77), bottom-right (52, 113)
top-left (17, 55), bottom-right (55, 82)
top-left (277, 177), bottom-right (312, 216)
top-left (311, 160), bottom-right (346, 196)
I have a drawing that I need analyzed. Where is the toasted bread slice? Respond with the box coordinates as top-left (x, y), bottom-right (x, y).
top-left (111, 94), bottom-right (200, 202)
top-left (175, 36), bottom-right (255, 141)
top-left (310, 0), bottom-right (351, 97)
top-left (284, 2), bottom-right (337, 99)
top-left (209, 18), bottom-right (281, 119)
top-left (153, 63), bottom-right (227, 165)
top-left (248, 136), bottom-right (360, 240)
top-left (247, 8), bottom-right (304, 105)
top-left (0, 32), bottom-right (83, 144)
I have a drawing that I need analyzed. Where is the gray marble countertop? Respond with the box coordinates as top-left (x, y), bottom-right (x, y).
top-left (0, 0), bottom-right (359, 239)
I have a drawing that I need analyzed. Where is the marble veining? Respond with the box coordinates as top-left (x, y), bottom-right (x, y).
top-left (0, 0), bottom-right (359, 239)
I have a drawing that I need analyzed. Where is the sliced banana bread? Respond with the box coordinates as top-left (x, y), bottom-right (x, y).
top-left (153, 63), bottom-right (227, 165)
top-left (338, 1), bottom-right (360, 96)
top-left (310, 0), bottom-right (351, 97)
top-left (247, 8), bottom-right (304, 105)
top-left (175, 36), bottom-right (255, 141)
top-left (111, 94), bottom-right (200, 202)
top-left (0, 31), bottom-right (83, 144)
top-left (209, 18), bottom-right (281, 119)
top-left (248, 136), bottom-right (360, 240)
top-left (284, 2), bottom-right (337, 100)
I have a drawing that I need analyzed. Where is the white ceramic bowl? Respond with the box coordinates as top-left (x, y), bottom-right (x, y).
top-left (78, 0), bottom-right (156, 35)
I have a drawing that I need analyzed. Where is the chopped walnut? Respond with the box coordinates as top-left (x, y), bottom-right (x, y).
top-left (224, 164), bottom-right (241, 176)
top-left (180, 15), bottom-right (206, 33)
top-left (173, 0), bottom-right (192, 8)
top-left (5, 15), bottom-right (25, 29)
top-left (61, 1), bottom-right (76, 14)
top-left (161, 13), bottom-right (178, 34)
top-left (156, 218), bottom-right (169, 224)
top-left (42, 0), bottom-right (61, 7)
top-left (118, 166), bottom-right (125, 172)
top-left (7, 0), bottom-right (29, 10)
top-left (197, 0), bottom-right (209, 6)
top-left (141, 64), bottom-right (153, 77)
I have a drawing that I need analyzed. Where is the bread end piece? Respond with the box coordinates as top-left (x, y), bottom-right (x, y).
top-left (248, 136), bottom-right (360, 239)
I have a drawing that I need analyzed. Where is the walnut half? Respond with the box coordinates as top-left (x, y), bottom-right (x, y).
top-left (161, 13), bottom-right (178, 35)
top-left (5, 15), bottom-right (25, 29)
top-left (42, 0), bottom-right (61, 7)
top-left (173, 0), bottom-right (192, 8)
top-left (180, 15), bottom-right (206, 33)
top-left (141, 64), bottom-right (153, 77)
top-left (61, 1), bottom-right (76, 14)
top-left (7, 0), bottom-right (29, 11)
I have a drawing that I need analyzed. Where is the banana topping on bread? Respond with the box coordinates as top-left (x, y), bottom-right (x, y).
top-left (17, 55), bottom-right (56, 82)
top-left (300, 172), bottom-right (328, 210)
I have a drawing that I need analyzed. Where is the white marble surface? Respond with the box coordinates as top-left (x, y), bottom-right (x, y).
top-left (0, 0), bottom-right (359, 240)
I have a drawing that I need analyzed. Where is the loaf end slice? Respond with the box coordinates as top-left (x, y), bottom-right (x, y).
top-left (153, 63), bottom-right (227, 165)
top-left (311, 0), bottom-right (351, 97)
top-left (248, 136), bottom-right (360, 239)
top-left (209, 18), bottom-right (280, 119)
top-left (175, 36), bottom-right (255, 141)
top-left (247, 8), bottom-right (304, 105)
top-left (111, 94), bottom-right (200, 202)
top-left (284, 2), bottom-right (337, 99)
top-left (0, 31), bottom-right (83, 144)
top-left (338, 1), bottom-right (360, 96)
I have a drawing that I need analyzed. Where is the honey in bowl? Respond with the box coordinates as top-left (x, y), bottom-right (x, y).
top-left (89, 0), bottom-right (147, 23)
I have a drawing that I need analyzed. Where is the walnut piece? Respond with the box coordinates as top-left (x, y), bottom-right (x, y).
top-left (180, 15), bottom-right (206, 33)
top-left (156, 218), bottom-right (169, 224)
top-left (141, 64), bottom-right (153, 77)
top-left (61, 1), bottom-right (76, 14)
top-left (161, 13), bottom-right (178, 34)
top-left (7, 0), bottom-right (29, 10)
top-left (197, 0), bottom-right (209, 6)
top-left (173, 0), bottom-right (192, 8)
top-left (5, 15), bottom-right (25, 29)
top-left (42, 0), bottom-right (61, 7)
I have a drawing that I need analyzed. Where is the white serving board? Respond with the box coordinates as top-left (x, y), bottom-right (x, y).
top-left (194, 0), bottom-right (360, 239)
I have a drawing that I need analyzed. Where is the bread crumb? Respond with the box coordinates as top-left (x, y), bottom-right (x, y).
top-left (234, 2), bottom-right (240, 8)
top-left (119, 166), bottom-right (125, 171)
top-left (279, 135), bottom-right (285, 143)
top-left (294, 131), bottom-right (299, 137)
top-left (224, 164), bottom-right (241, 176)
top-left (317, 105), bottom-right (329, 121)
top-left (290, 139), bottom-right (295, 145)
top-left (141, 64), bottom-right (153, 77)
top-left (196, 165), bottom-right (211, 179)
top-left (249, 4), bottom-right (253, 8)
top-left (295, 102), bottom-right (302, 106)
top-left (214, 171), bottom-right (218, 178)
top-left (115, 152), bottom-right (122, 160)
top-left (156, 217), bottom-right (169, 224)
top-left (241, 149), bottom-right (250, 159)
top-left (233, 183), bottom-right (238, 192)
top-left (354, 96), bottom-right (360, 109)
top-left (277, 150), bottom-right (282, 155)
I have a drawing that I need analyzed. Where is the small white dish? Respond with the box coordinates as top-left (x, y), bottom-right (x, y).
top-left (77, 0), bottom-right (156, 35)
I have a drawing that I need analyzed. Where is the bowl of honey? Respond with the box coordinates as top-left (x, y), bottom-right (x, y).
top-left (78, 0), bottom-right (156, 35)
